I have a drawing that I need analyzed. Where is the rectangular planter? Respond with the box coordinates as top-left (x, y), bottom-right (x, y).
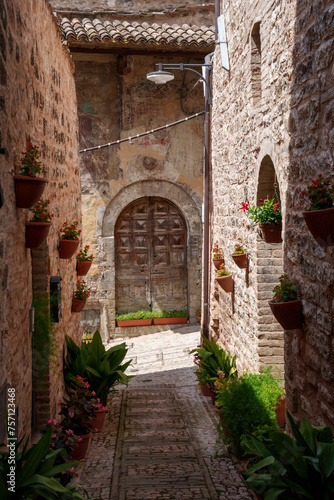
top-left (116, 318), bottom-right (152, 327)
top-left (153, 317), bottom-right (188, 325)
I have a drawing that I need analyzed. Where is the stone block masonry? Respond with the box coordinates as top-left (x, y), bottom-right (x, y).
top-left (210, 0), bottom-right (334, 428)
top-left (0, 0), bottom-right (82, 438)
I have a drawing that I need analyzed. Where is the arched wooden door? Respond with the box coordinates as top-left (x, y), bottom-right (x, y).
top-left (115, 197), bottom-right (188, 314)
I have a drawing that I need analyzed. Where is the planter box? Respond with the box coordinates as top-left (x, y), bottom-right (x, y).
top-left (216, 275), bottom-right (233, 292)
top-left (77, 260), bottom-right (92, 276)
top-left (153, 317), bottom-right (188, 325)
top-left (259, 224), bottom-right (282, 244)
top-left (232, 252), bottom-right (247, 269)
top-left (14, 175), bottom-right (48, 208)
top-left (60, 239), bottom-right (80, 259)
top-left (269, 299), bottom-right (302, 330)
top-left (72, 298), bottom-right (87, 313)
top-left (117, 318), bottom-right (152, 327)
top-left (213, 257), bottom-right (224, 270)
top-left (25, 221), bottom-right (52, 248)
top-left (303, 207), bottom-right (334, 247)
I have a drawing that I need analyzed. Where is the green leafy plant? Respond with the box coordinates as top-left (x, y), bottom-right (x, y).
top-left (74, 280), bottom-right (90, 301)
top-left (217, 263), bottom-right (230, 277)
top-left (196, 309), bottom-right (201, 317)
top-left (61, 221), bottom-right (81, 240)
top-left (77, 245), bottom-right (94, 262)
top-left (14, 142), bottom-right (46, 177)
top-left (191, 335), bottom-right (238, 389)
top-left (32, 291), bottom-right (58, 380)
top-left (272, 274), bottom-right (298, 303)
top-left (213, 245), bottom-right (223, 259)
top-left (215, 370), bottom-right (284, 455)
top-left (64, 330), bottom-right (132, 405)
top-left (115, 310), bottom-right (156, 321)
top-left (244, 412), bottom-right (334, 499)
top-left (153, 309), bottom-right (189, 318)
top-left (233, 238), bottom-right (247, 254)
top-left (29, 198), bottom-right (53, 222)
top-left (301, 174), bottom-right (334, 211)
top-left (0, 428), bottom-right (90, 499)
top-left (240, 196), bottom-right (282, 226)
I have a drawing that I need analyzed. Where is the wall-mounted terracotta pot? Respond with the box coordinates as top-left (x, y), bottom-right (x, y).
top-left (216, 275), bottom-right (233, 293)
top-left (25, 222), bottom-right (52, 248)
top-left (259, 224), bottom-right (282, 244)
top-left (213, 258), bottom-right (224, 270)
top-left (302, 207), bottom-right (334, 247)
top-left (268, 299), bottom-right (302, 330)
top-left (77, 260), bottom-right (92, 276)
top-left (60, 239), bottom-right (79, 259)
top-left (15, 175), bottom-right (48, 208)
top-left (232, 252), bottom-right (247, 269)
top-left (72, 298), bottom-right (87, 313)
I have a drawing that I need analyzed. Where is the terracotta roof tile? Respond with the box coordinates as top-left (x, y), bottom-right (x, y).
top-left (59, 17), bottom-right (215, 48)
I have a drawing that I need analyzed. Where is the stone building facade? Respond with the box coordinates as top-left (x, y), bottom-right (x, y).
top-left (50, 0), bottom-right (215, 340)
top-left (211, 0), bottom-right (334, 427)
top-left (0, 0), bottom-right (82, 437)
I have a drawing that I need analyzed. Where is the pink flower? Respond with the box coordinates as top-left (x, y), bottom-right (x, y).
top-left (47, 418), bottom-right (57, 426)
top-left (65, 429), bottom-right (74, 436)
top-left (69, 412), bottom-right (74, 418)
top-left (91, 391), bottom-right (96, 396)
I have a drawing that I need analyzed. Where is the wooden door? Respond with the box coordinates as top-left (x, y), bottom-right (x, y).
top-left (115, 197), bottom-right (187, 314)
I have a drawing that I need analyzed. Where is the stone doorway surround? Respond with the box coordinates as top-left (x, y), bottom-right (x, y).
top-left (99, 180), bottom-right (202, 342)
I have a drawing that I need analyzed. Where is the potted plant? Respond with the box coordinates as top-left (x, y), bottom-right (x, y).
top-left (268, 274), bottom-right (302, 330)
top-left (196, 309), bottom-right (201, 323)
top-left (115, 310), bottom-right (154, 327)
top-left (212, 244), bottom-right (224, 269)
top-left (231, 239), bottom-right (248, 268)
top-left (240, 196), bottom-right (282, 243)
top-left (301, 174), bottom-right (334, 247)
top-left (60, 221), bottom-right (81, 259)
top-left (25, 198), bottom-right (53, 248)
top-left (64, 330), bottom-right (132, 405)
top-left (216, 263), bottom-right (233, 292)
top-left (76, 245), bottom-right (94, 276)
top-left (14, 142), bottom-right (49, 208)
top-left (243, 413), bottom-right (334, 499)
top-left (58, 378), bottom-right (95, 460)
top-left (152, 309), bottom-right (189, 325)
top-left (72, 280), bottom-right (90, 313)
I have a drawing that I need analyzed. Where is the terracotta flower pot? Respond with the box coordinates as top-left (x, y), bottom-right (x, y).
top-left (302, 207), bottom-right (334, 247)
top-left (14, 175), bottom-right (48, 208)
top-left (196, 314), bottom-right (201, 323)
top-left (276, 396), bottom-right (286, 427)
top-left (72, 298), bottom-right (87, 313)
top-left (232, 252), bottom-right (247, 269)
top-left (216, 275), bottom-right (233, 292)
top-left (70, 432), bottom-right (92, 460)
top-left (90, 408), bottom-right (107, 432)
top-left (25, 222), bottom-right (52, 248)
top-left (77, 260), bottom-right (92, 276)
top-left (213, 257), bottom-right (224, 270)
top-left (268, 299), bottom-right (302, 330)
top-left (153, 317), bottom-right (188, 325)
top-left (60, 239), bottom-right (80, 259)
top-left (259, 224), bottom-right (282, 243)
top-left (201, 384), bottom-right (213, 397)
top-left (116, 318), bottom-right (152, 327)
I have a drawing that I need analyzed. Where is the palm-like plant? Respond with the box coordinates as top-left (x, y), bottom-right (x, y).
top-left (64, 330), bottom-right (132, 405)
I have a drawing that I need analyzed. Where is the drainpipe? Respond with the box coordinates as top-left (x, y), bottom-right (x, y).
top-left (215, 0), bottom-right (220, 41)
top-left (202, 52), bottom-right (213, 339)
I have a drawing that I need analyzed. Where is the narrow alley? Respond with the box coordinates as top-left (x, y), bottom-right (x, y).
top-left (76, 326), bottom-right (252, 500)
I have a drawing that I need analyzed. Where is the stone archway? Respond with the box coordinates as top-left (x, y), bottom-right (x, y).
top-left (256, 154), bottom-right (284, 377)
top-left (99, 180), bottom-right (202, 340)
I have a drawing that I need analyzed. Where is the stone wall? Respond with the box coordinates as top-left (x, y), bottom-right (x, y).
top-left (211, 0), bottom-right (334, 427)
top-left (71, 50), bottom-right (205, 340)
top-left (284, 0), bottom-right (334, 427)
top-left (0, 0), bottom-right (81, 436)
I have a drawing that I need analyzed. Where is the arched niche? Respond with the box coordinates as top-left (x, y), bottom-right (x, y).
top-left (257, 155), bottom-right (281, 204)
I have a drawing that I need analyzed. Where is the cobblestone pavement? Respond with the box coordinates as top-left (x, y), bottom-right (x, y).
top-left (77, 326), bottom-right (252, 500)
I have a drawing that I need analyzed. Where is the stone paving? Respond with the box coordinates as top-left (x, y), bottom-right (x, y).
top-left (76, 325), bottom-right (252, 500)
